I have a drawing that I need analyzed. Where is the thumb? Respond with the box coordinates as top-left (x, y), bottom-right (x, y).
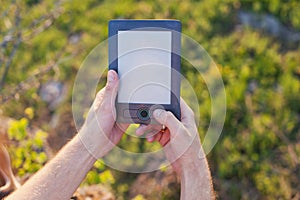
top-left (103, 70), bottom-right (119, 109)
top-left (105, 70), bottom-right (119, 97)
top-left (153, 109), bottom-right (181, 135)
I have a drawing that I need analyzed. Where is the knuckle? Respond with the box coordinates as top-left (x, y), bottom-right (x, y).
top-left (165, 111), bottom-right (174, 122)
top-left (105, 84), bottom-right (112, 92)
top-left (104, 83), bottom-right (118, 96)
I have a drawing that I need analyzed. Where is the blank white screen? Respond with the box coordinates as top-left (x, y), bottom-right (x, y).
top-left (117, 31), bottom-right (172, 104)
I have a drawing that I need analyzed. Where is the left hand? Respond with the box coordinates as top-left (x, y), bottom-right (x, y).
top-left (79, 70), bottom-right (129, 158)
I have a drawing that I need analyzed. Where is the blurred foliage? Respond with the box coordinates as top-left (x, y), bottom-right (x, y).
top-left (132, 194), bottom-right (146, 200)
top-left (83, 159), bottom-right (115, 186)
top-left (1, 0), bottom-right (300, 199)
top-left (241, 0), bottom-right (300, 30)
top-left (7, 117), bottom-right (48, 177)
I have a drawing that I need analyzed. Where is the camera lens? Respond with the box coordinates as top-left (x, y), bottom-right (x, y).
top-left (140, 110), bottom-right (148, 118)
top-left (137, 108), bottom-right (150, 121)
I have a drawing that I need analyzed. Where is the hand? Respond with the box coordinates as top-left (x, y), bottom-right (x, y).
top-left (136, 98), bottom-right (204, 176)
top-left (79, 70), bottom-right (129, 158)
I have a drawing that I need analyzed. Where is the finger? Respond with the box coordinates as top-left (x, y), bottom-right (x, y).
top-left (105, 70), bottom-right (119, 98)
top-left (180, 97), bottom-right (195, 123)
top-left (115, 123), bottom-right (130, 133)
top-left (93, 70), bottom-right (118, 109)
top-left (136, 124), bottom-right (161, 136)
top-left (100, 70), bottom-right (119, 114)
top-left (154, 131), bottom-right (170, 146)
top-left (110, 123), bottom-right (130, 144)
top-left (135, 124), bottom-right (149, 136)
top-left (92, 88), bottom-right (105, 111)
top-left (145, 129), bottom-right (163, 142)
top-left (146, 133), bottom-right (156, 142)
top-left (153, 109), bottom-right (181, 136)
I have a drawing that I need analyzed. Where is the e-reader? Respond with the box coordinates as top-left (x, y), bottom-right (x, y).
top-left (108, 19), bottom-right (181, 124)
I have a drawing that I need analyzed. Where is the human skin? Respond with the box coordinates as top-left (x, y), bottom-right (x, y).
top-left (0, 144), bottom-right (21, 198)
top-left (136, 99), bottom-right (215, 200)
top-left (6, 70), bottom-right (214, 200)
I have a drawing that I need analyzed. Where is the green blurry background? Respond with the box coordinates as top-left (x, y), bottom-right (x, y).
top-left (1, 0), bottom-right (300, 199)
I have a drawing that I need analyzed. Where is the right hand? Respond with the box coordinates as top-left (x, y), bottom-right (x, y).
top-left (136, 98), bottom-right (205, 176)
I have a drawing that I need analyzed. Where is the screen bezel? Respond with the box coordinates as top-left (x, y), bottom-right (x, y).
top-left (109, 20), bottom-right (181, 124)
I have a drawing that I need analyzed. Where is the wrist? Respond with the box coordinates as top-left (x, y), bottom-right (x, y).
top-left (180, 156), bottom-right (206, 178)
top-left (74, 134), bottom-right (98, 162)
top-left (180, 147), bottom-right (207, 172)
top-left (78, 124), bottom-right (114, 159)
top-left (77, 125), bottom-right (104, 159)
top-left (180, 154), bottom-right (214, 200)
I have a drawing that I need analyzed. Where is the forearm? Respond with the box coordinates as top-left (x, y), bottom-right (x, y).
top-left (180, 157), bottom-right (214, 200)
top-left (6, 135), bottom-right (96, 200)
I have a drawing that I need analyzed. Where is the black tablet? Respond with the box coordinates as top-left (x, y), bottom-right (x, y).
top-left (108, 19), bottom-right (181, 124)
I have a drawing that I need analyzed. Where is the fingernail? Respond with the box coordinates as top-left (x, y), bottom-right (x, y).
top-left (153, 109), bottom-right (164, 119)
top-left (108, 70), bottom-right (115, 83)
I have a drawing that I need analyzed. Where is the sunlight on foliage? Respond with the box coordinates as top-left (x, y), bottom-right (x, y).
top-left (1, 0), bottom-right (300, 199)
top-left (131, 194), bottom-right (146, 200)
top-left (8, 118), bottom-right (48, 177)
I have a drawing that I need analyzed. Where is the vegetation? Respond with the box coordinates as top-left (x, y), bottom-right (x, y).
top-left (8, 117), bottom-right (48, 177)
top-left (1, 0), bottom-right (300, 199)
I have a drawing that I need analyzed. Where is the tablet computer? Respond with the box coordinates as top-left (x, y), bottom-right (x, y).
top-left (108, 19), bottom-right (181, 124)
